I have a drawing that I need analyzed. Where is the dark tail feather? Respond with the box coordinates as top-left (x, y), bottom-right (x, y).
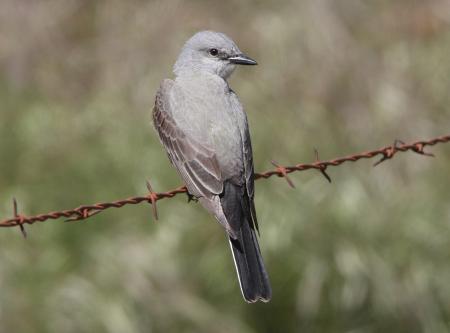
top-left (228, 222), bottom-right (272, 303)
top-left (220, 181), bottom-right (271, 303)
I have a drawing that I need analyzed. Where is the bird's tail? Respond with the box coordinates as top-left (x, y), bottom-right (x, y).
top-left (228, 221), bottom-right (272, 303)
top-left (221, 182), bottom-right (271, 303)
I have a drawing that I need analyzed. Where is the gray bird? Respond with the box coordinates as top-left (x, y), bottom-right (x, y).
top-left (152, 31), bottom-right (271, 303)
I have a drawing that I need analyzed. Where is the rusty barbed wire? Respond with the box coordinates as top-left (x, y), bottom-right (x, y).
top-left (1, 134), bottom-right (449, 234)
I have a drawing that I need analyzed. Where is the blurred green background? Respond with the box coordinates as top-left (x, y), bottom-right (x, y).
top-left (1, 1), bottom-right (450, 332)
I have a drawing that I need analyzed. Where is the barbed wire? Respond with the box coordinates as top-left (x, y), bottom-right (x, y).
top-left (1, 134), bottom-right (449, 236)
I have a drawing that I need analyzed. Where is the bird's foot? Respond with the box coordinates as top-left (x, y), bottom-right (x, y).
top-left (186, 192), bottom-right (199, 203)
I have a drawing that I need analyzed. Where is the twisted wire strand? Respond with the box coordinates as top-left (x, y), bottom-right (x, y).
top-left (1, 134), bottom-right (449, 236)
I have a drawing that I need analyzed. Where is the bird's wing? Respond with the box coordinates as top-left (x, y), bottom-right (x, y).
top-left (241, 116), bottom-right (259, 232)
top-left (153, 79), bottom-right (223, 198)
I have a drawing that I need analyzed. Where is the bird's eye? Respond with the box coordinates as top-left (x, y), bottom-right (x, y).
top-left (209, 48), bottom-right (219, 56)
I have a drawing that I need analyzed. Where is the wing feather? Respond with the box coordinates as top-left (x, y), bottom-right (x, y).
top-left (241, 110), bottom-right (259, 232)
top-left (153, 79), bottom-right (223, 198)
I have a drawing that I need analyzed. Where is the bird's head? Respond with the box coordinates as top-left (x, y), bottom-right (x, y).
top-left (173, 31), bottom-right (257, 80)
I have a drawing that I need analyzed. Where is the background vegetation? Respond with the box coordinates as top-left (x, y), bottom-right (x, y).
top-left (1, 1), bottom-right (449, 332)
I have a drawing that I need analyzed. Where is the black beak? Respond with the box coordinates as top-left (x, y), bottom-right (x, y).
top-left (228, 54), bottom-right (258, 65)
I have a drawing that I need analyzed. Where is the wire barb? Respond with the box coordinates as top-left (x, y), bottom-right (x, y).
top-left (373, 140), bottom-right (399, 167)
top-left (314, 148), bottom-right (332, 183)
top-left (146, 180), bottom-right (159, 221)
top-left (271, 160), bottom-right (296, 188)
top-left (0, 134), bottom-right (449, 230)
top-left (411, 143), bottom-right (435, 157)
top-left (13, 198), bottom-right (27, 238)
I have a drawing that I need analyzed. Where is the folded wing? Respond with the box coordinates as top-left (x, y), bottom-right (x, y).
top-left (153, 79), bottom-right (223, 199)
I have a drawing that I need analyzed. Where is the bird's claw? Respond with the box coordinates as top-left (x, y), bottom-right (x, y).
top-left (186, 192), bottom-right (199, 203)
